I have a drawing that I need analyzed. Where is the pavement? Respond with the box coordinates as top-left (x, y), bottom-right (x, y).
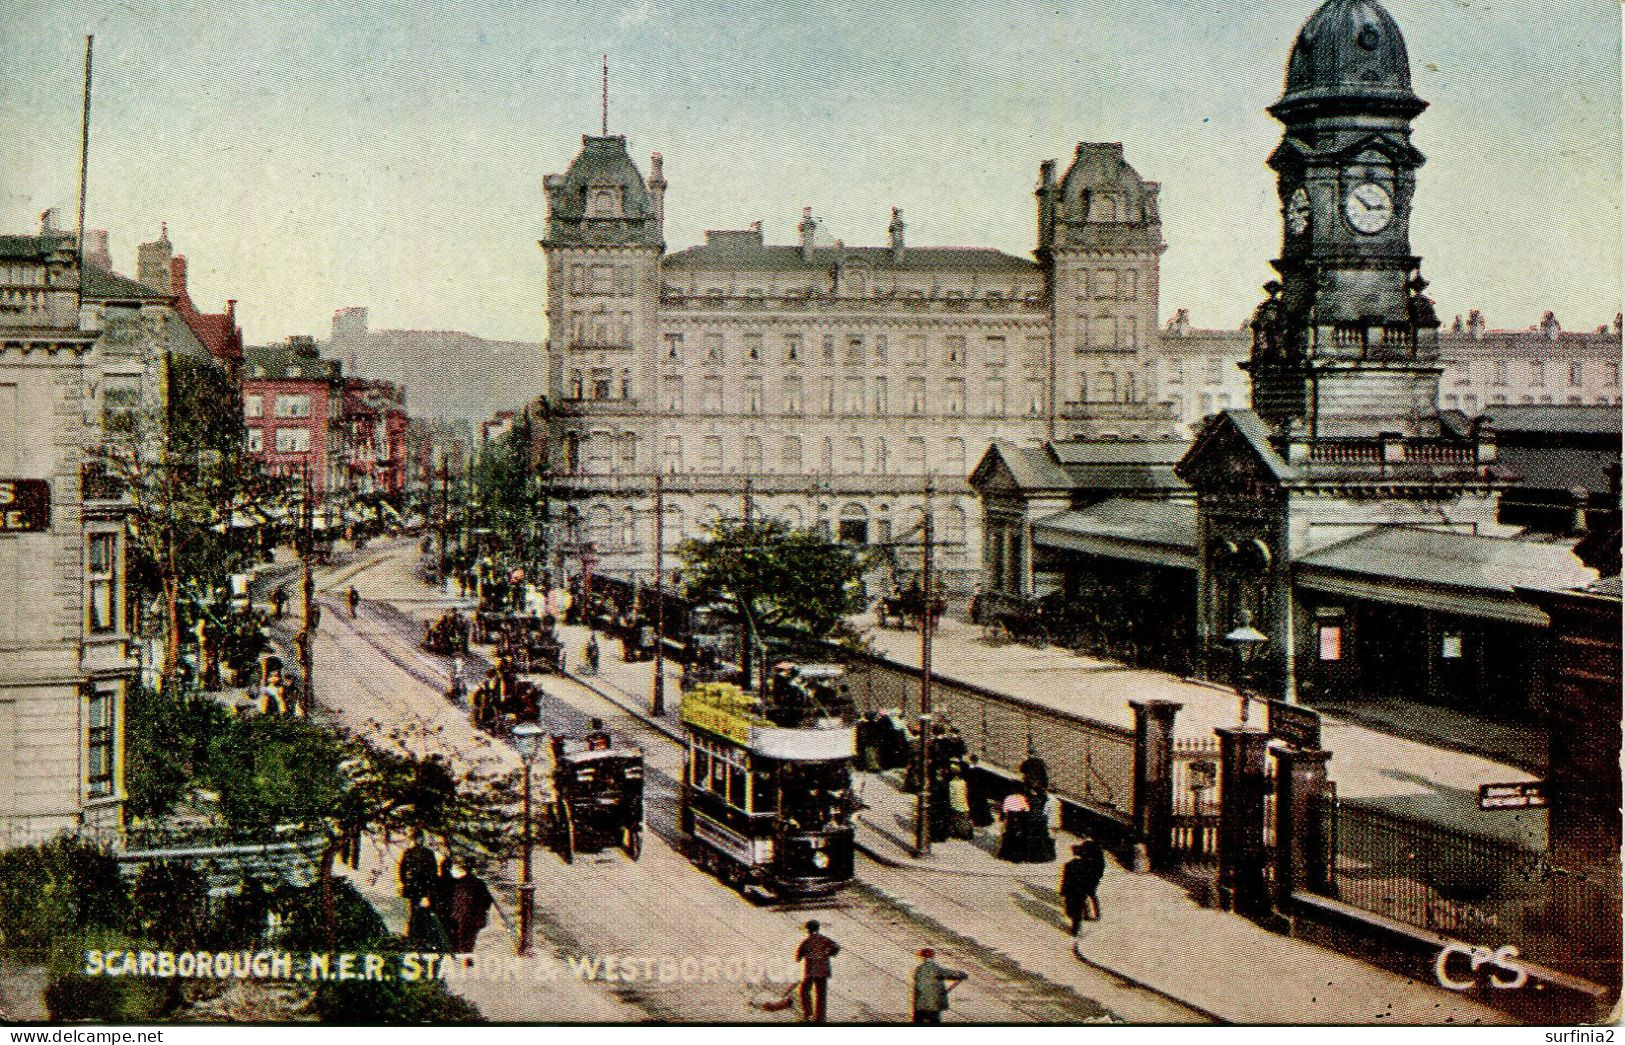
top-left (551, 614), bottom-right (1510, 1026)
top-left (858, 618), bottom-right (1549, 850)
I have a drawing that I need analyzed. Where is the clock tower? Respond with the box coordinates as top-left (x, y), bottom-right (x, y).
top-left (1246, 0), bottom-right (1444, 438)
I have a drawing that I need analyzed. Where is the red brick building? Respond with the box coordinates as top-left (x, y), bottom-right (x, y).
top-left (243, 336), bottom-right (343, 504)
top-left (169, 255), bottom-right (243, 384)
top-left (341, 378), bottom-right (410, 496)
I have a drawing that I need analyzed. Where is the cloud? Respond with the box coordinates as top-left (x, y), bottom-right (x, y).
top-left (618, 0), bottom-right (654, 30)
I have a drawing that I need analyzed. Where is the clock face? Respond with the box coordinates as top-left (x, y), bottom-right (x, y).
top-left (1344, 182), bottom-right (1394, 234)
top-left (1286, 188), bottom-right (1312, 236)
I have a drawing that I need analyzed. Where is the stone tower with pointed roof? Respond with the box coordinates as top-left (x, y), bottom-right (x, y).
top-left (541, 134), bottom-right (665, 425)
top-left (1037, 143), bottom-right (1169, 439)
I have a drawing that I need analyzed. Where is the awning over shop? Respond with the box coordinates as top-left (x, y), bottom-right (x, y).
top-left (1296, 527), bottom-right (1598, 626)
top-left (1030, 498), bottom-right (1198, 569)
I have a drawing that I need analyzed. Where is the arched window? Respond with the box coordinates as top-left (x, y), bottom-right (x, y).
top-left (941, 504), bottom-right (967, 547)
top-left (621, 507), bottom-right (637, 548)
top-left (782, 504), bottom-right (804, 530)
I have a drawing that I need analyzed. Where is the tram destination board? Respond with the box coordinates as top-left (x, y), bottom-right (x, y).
top-left (0, 480), bottom-right (50, 533)
top-left (1478, 781), bottom-right (1548, 809)
top-left (1266, 699), bottom-right (1321, 749)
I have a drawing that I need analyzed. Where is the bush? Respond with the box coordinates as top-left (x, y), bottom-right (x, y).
top-left (305, 936), bottom-right (482, 1024)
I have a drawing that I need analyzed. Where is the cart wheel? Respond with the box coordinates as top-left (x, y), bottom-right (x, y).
top-left (625, 826), bottom-right (642, 861)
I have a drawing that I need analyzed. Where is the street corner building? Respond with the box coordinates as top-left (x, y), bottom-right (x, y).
top-left (0, 218), bottom-right (140, 844)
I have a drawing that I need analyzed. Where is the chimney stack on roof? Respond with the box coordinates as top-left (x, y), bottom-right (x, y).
top-left (1467, 309), bottom-right (1485, 340)
top-left (799, 206), bottom-right (816, 261)
top-left (888, 208), bottom-right (905, 262)
top-left (170, 255), bottom-right (189, 296)
top-left (83, 229), bottom-right (112, 271)
top-left (137, 225), bottom-right (175, 292)
top-left (649, 152), bottom-right (667, 228)
top-left (39, 208), bottom-right (62, 234)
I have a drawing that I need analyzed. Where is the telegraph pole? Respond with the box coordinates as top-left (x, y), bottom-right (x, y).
top-left (300, 462), bottom-right (316, 715)
top-left (914, 477), bottom-right (936, 857)
top-left (651, 472), bottom-right (666, 717)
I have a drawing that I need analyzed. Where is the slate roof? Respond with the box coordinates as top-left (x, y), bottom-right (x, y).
top-left (1497, 445), bottom-right (1617, 494)
top-left (0, 233), bottom-right (74, 258)
top-left (244, 343), bottom-right (341, 382)
top-left (1031, 498), bottom-right (1198, 567)
top-left (1299, 527), bottom-right (1596, 598)
top-left (665, 237), bottom-right (1036, 275)
top-left (1482, 405), bottom-right (1622, 437)
top-left (977, 440), bottom-right (1073, 491)
top-left (82, 262), bottom-right (170, 303)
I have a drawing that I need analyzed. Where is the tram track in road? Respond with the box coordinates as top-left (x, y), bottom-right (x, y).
top-left (316, 560), bottom-right (1155, 1024)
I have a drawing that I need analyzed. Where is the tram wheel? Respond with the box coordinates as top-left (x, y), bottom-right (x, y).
top-left (625, 826), bottom-right (642, 861)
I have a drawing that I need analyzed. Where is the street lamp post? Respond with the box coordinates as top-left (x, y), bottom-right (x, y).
top-left (651, 473), bottom-right (666, 717)
top-left (1224, 609), bottom-right (1269, 725)
top-left (914, 478), bottom-right (936, 858)
top-left (511, 722), bottom-right (545, 956)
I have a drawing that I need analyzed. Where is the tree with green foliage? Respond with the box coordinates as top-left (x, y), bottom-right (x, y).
top-left (678, 518), bottom-right (873, 686)
top-left (467, 414), bottom-right (549, 583)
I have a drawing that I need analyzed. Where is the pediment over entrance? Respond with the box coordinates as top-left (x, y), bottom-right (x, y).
top-left (1175, 410), bottom-right (1293, 493)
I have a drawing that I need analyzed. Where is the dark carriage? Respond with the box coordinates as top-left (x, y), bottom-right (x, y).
top-left (548, 737), bottom-right (645, 863)
top-left (875, 585), bottom-right (947, 631)
top-left (422, 609), bottom-right (470, 656)
top-left (468, 671), bottom-right (543, 735)
top-left (492, 614), bottom-right (565, 674)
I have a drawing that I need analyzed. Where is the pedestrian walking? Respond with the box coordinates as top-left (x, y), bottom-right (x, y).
top-left (910, 948), bottom-right (967, 1024)
top-left (398, 829), bottom-right (440, 931)
top-left (996, 788), bottom-right (1029, 862)
top-left (946, 768), bottom-right (975, 840)
top-left (270, 585), bottom-right (286, 619)
top-left (444, 863), bottom-right (494, 954)
top-left (584, 634), bottom-right (601, 675)
top-left (793, 919), bottom-right (840, 1023)
top-left (1060, 839), bottom-right (1107, 933)
top-left (347, 585), bottom-right (361, 618)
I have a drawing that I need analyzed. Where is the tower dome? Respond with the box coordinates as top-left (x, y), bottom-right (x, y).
top-left (1274, 0), bottom-right (1424, 119)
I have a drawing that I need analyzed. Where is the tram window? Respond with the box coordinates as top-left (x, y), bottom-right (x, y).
top-left (751, 768), bottom-right (778, 813)
top-left (728, 765), bottom-right (746, 806)
top-left (709, 757), bottom-right (727, 794)
top-left (693, 748), bottom-right (710, 785)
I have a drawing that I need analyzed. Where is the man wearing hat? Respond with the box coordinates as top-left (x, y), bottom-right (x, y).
top-left (1060, 838), bottom-right (1107, 934)
top-left (911, 948), bottom-right (967, 1023)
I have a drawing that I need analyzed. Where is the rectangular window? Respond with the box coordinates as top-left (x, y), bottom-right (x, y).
top-left (1121, 270), bottom-right (1138, 301)
top-left (274, 394), bottom-right (311, 418)
top-left (87, 687), bottom-right (115, 797)
top-left (591, 368), bottom-right (613, 400)
top-left (986, 377), bottom-right (1006, 416)
top-left (908, 377), bottom-right (926, 414)
top-left (784, 334), bottom-right (802, 362)
top-left (702, 376), bottom-right (723, 413)
top-left (873, 377), bottom-right (888, 415)
top-left (745, 376), bottom-right (763, 414)
top-left (843, 377), bottom-right (864, 414)
top-left (275, 428), bottom-right (311, 453)
top-left (701, 436), bottom-right (723, 472)
top-left (663, 333), bottom-right (683, 360)
top-left (87, 533), bottom-right (117, 634)
top-left (743, 437), bottom-right (763, 474)
top-left (587, 264), bottom-right (613, 295)
top-left (662, 376), bottom-right (683, 413)
top-left (904, 437), bottom-right (926, 475)
top-left (1095, 270), bottom-right (1118, 300)
top-left (842, 437), bottom-right (864, 474)
top-left (244, 393), bottom-right (263, 418)
top-left (906, 334), bottom-right (926, 363)
top-left (1026, 379), bottom-right (1044, 415)
top-left (784, 375), bottom-right (803, 414)
top-left (246, 427), bottom-right (263, 452)
top-left (781, 436), bottom-right (802, 473)
top-left (1318, 624), bottom-right (1342, 661)
top-left (822, 334), bottom-right (836, 363)
top-left (1441, 633), bottom-right (1463, 659)
top-left (704, 332), bottom-right (723, 362)
top-left (985, 335), bottom-right (1007, 365)
top-left (945, 336), bottom-right (966, 365)
top-left (663, 435), bottom-right (682, 473)
top-left (1569, 361), bottom-right (1584, 387)
top-left (946, 378), bottom-right (965, 415)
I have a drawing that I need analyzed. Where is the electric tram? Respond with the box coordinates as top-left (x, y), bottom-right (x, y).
top-left (677, 665), bottom-right (857, 898)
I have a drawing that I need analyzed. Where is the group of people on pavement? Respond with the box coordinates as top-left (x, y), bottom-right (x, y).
top-left (996, 754), bottom-right (1057, 863)
top-left (397, 829), bottom-right (495, 955)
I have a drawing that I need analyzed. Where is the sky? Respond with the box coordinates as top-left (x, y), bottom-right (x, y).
top-left (1, 0), bottom-right (1619, 347)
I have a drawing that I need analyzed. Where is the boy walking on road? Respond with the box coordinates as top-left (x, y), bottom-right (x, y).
top-left (911, 948), bottom-right (967, 1023)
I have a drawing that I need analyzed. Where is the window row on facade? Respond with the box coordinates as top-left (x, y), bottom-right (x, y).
top-left (244, 392), bottom-right (314, 419)
top-left (654, 330), bottom-right (1047, 368)
top-left (643, 373), bottom-right (1050, 418)
top-left (569, 430), bottom-right (978, 479)
top-left (568, 498), bottom-right (970, 551)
